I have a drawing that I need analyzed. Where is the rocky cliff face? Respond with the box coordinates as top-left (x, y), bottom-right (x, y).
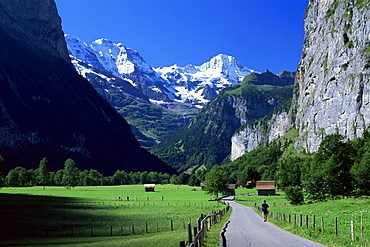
top-left (291, 0), bottom-right (370, 152)
top-left (0, 0), bottom-right (70, 63)
top-left (151, 72), bottom-right (294, 171)
top-left (0, 0), bottom-right (174, 175)
top-left (231, 110), bottom-right (290, 160)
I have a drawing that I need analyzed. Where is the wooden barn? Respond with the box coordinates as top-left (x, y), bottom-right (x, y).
top-left (144, 184), bottom-right (155, 192)
top-left (256, 181), bottom-right (275, 196)
top-left (246, 181), bottom-right (256, 188)
top-left (223, 184), bottom-right (237, 196)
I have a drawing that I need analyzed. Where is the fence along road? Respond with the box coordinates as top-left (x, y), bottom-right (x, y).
top-left (221, 200), bottom-right (325, 247)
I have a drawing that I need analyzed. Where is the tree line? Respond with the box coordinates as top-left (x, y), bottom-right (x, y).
top-left (223, 130), bottom-right (370, 203)
top-left (0, 157), bottom-right (187, 189)
top-left (2, 129), bottom-right (370, 202)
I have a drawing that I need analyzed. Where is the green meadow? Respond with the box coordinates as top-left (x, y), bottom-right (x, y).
top-left (0, 185), bottom-right (227, 247)
top-left (234, 188), bottom-right (370, 247)
top-left (2, 186), bottom-right (369, 246)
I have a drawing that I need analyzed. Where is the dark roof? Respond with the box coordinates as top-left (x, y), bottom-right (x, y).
top-left (256, 181), bottom-right (275, 190)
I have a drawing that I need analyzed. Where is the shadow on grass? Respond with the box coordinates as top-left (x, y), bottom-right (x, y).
top-left (0, 193), bottom-right (131, 239)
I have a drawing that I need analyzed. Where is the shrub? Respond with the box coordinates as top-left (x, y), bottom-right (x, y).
top-left (284, 186), bottom-right (304, 205)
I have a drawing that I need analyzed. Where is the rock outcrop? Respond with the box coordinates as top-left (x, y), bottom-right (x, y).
top-left (152, 72), bottom-right (294, 171)
top-left (290, 0), bottom-right (370, 152)
top-left (0, 0), bottom-right (70, 63)
top-left (231, 110), bottom-right (290, 160)
top-left (0, 0), bottom-right (174, 175)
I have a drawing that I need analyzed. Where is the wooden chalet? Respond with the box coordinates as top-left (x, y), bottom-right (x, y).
top-left (256, 181), bottom-right (275, 196)
top-left (223, 184), bottom-right (237, 196)
top-left (144, 184), bottom-right (155, 192)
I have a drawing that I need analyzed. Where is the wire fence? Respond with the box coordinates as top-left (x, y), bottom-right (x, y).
top-left (0, 200), bottom-right (224, 239)
top-left (1, 219), bottom-right (189, 238)
top-left (179, 202), bottom-right (230, 247)
top-left (254, 203), bottom-right (370, 242)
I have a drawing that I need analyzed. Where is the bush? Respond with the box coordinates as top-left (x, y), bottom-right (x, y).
top-left (284, 186), bottom-right (304, 205)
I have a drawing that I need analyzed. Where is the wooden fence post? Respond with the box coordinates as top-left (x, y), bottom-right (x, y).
top-left (321, 217), bottom-right (324, 232)
top-left (132, 224), bottom-right (135, 235)
top-left (351, 220), bottom-right (354, 240)
top-left (188, 223), bottom-right (192, 244)
top-left (171, 220), bottom-right (174, 231)
top-left (360, 213), bottom-right (363, 237)
top-left (179, 240), bottom-right (186, 247)
top-left (110, 225), bottom-right (113, 236)
top-left (305, 215), bottom-right (309, 229)
top-left (313, 215), bottom-right (316, 229)
top-left (300, 215), bottom-right (303, 227)
top-left (335, 217), bottom-right (338, 235)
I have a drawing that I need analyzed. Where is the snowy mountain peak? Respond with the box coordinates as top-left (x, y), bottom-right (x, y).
top-left (65, 35), bottom-right (257, 108)
top-left (200, 54), bottom-right (235, 70)
top-left (199, 54), bottom-right (254, 76)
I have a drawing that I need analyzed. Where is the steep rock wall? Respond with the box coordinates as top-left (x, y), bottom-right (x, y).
top-left (0, 0), bottom-right (70, 63)
top-left (231, 111), bottom-right (290, 160)
top-left (291, 0), bottom-right (370, 152)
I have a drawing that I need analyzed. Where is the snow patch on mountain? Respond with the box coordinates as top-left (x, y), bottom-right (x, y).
top-left (65, 34), bottom-right (257, 108)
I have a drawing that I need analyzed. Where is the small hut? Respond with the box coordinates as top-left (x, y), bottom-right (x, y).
top-left (144, 184), bottom-right (155, 192)
top-left (256, 181), bottom-right (275, 196)
top-left (223, 184), bottom-right (237, 196)
top-left (246, 181), bottom-right (256, 188)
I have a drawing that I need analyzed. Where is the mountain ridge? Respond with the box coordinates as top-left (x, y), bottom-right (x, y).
top-left (66, 35), bottom-right (257, 108)
top-left (0, 0), bottom-right (174, 175)
top-left (150, 71), bottom-right (294, 171)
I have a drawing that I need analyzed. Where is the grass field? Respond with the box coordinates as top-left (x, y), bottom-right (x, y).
top-left (3, 186), bottom-right (369, 246)
top-left (234, 188), bottom-right (370, 247)
top-left (0, 185), bottom-right (227, 246)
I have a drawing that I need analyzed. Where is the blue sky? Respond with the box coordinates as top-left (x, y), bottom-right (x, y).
top-left (55, 0), bottom-right (308, 74)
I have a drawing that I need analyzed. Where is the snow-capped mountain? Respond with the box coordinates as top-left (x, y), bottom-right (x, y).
top-left (154, 54), bottom-right (255, 105)
top-left (65, 34), bottom-right (256, 108)
top-left (65, 35), bottom-right (172, 104)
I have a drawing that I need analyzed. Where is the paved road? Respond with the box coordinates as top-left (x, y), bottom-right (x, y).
top-left (221, 200), bottom-right (326, 247)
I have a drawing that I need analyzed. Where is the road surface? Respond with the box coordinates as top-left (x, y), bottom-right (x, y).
top-left (221, 200), bottom-right (325, 247)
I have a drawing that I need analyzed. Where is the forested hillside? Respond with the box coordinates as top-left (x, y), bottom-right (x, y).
top-left (223, 129), bottom-right (370, 200)
top-left (151, 72), bottom-right (294, 172)
top-left (117, 97), bottom-right (197, 149)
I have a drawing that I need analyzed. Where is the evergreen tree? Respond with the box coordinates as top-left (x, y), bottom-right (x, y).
top-left (351, 149), bottom-right (370, 195)
top-left (302, 157), bottom-right (328, 202)
top-left (276, 156), bottom-right (303, 188)
top-left (285, 186), bottom-right (304, 205)
top-left (37, 157), bottom-right (49, 190)
top-left (62, 158), bottom-right (79, 189)
top-left (317, 134), bottom-right (354, 196)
